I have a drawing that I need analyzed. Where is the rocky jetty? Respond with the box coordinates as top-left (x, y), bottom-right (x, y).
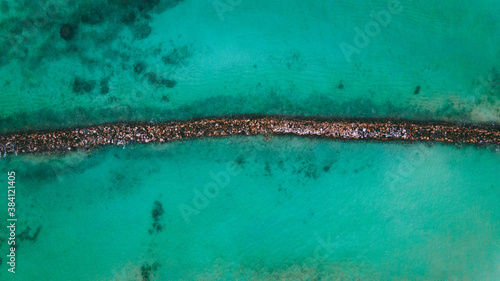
top-left (0, 115), bottom-right (498, 155)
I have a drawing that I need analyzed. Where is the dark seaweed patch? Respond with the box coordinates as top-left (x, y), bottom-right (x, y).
top-left (1, 1), bottom-right (8, 13)
top-left (149, 200), bottom-right (164, 234)
top-left (161, 79), bottom-right (177, 88)
top-left (140, 262), bottom-right (160, 281)
top-left (145, 72), bottom-right (177, 88)
top-left (100, 78), bottom-right (110, 94)
top-left (140, 264), bottom-right (151, 281)
top-left (121, 10), bottom-right (137, 24)
top-left (161, 46), bottom-right (190, 65)
top-left (100, 85), bottom-right (109, 94)
top-left (18, 226), bottom-right (42, 243)
top-left (161, 95), bottom-right (170, 102)
top-left (134, 23), bottom-right (151, 40)
top-left (152, 200), bottom-right (164, 219)
top-left (72, 77), bottom-right (96, 93)
top-left (414, 85), bottom-right (421, 95)
top-left (133, 61), bottom-right (146, 74)
top-left (264, 161), bottom-right (272, 176)
top-left (135, 0), bottom-right (160, 12)
top-left (146, 72), bottom-right (159, 84)
top-left (81, 8), bottom-right (104, 25)
top-left (235, 155), bottom-right (245, 165)
top-left (60, 23), bottom-right (76, 41)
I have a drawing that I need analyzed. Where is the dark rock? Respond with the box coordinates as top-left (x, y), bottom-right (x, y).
top-left (133, 61), bottom-right (146, 74)
top-left (60, 23), bottom-right (76, 41)
top-left (81, 8), bottom-right (104, 25)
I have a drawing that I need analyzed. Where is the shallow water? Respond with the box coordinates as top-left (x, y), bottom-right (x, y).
top-left (0, 138), bottom-right (499, 280)
top-left (0, 0), bottom-right (499, 132)
top-left (0, 0), bottom-right (500, 280)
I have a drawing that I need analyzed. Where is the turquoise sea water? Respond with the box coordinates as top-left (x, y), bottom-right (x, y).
top-left (0, 0), bottom-right (500, 280)
top-left (0, 138), bottom-right (499, 280)
top-left (0, 0), bottom-right (499, 132)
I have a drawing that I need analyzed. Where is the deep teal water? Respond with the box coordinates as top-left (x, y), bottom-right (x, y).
top-left (0, 0), bottom-right (500, 280)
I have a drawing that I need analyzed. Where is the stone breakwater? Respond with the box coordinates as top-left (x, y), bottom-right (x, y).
top-left (0, 115), bottom-right (499, 155)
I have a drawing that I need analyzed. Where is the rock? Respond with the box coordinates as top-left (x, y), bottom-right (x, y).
top-left (60, 23), bottom-right (76, 41)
